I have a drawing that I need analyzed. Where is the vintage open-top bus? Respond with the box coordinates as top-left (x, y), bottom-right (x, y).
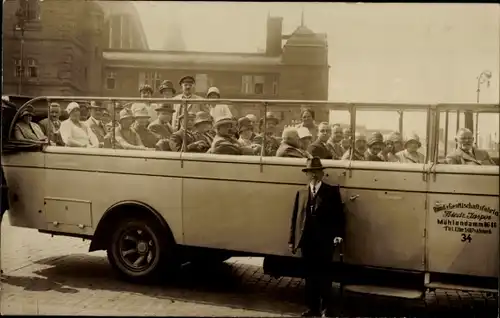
top-left (2, 96), bottom-right (498, 299)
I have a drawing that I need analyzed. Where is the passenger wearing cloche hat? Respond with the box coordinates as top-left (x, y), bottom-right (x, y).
top-left (158, 80), bottom-right (176, 96)
top-left (114, 108), bottom-right (148, 150)
top-left (253, 112), bottom-right (281, 156)
top-left (208, 116), bottom-right (259, 155)
top-left (394, 133), bottom-right (425, 164)
top-left (168, 112), bottom-right (197, 152)
top-left (289, 156), bottom-right (344, 317)
top-left (364, 131), bottom-right (386, 161)
top-left (13, 104), bottom-right (48, 144)
top-left (171, 75), bottom-right (206, 131)
top-left (341, 132), bottom-right (366, 161)
top-left (236, 117), bottom-right (254, 147)
top-left (59, 102), bottom-right (99, 148)
top-left (381, 131), bottom-right (403, 162)
top-left (132, 108), bottom-right (158, 149)
top-left (205, 86), bottom-right (234, 120)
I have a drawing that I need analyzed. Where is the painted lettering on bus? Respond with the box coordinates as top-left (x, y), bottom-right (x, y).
top-left (433, 202), bottom-right (499, 217)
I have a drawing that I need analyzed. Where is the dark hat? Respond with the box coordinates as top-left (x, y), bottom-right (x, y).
top-left (155, 103), bottom-right (175, 113)
top-left (367, 132), bottom-right (384, 147)
top-left (20, 105), bottom-right (35, 117)
top-left (259, 111), bottom-right (280, 125)
top-left (89, 100), bottom-right (105, 109)
top-left (139, 84), bottom-right (154, 94)
top-left (178, 112), bottom-right (196, 120)
top-left (237, 117), bottom-right (252, 132)
top-left (179, 76), bottom-right (195, 85)
top-left (194, 111), bottom-right (212, 126)
top-left (302, 157), bottom-right (325, 172)
top-left (159, 80), bottom-right (176, 94)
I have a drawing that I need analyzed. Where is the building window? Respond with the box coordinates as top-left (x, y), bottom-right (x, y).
top-left (139, 71), bottom-right (161, 91)
top-left (195, 74), bottom-right (208, 93)
top-left (272, 80), bottom-right (278, 95)
top-left (241, 75), bottom-right (265, 95)
top-left (14, 59), bottom-right (23, 77)
top-left (27, 58), bottom-right (38, 78)
top-left (106, 71), bottom-right (116, 90)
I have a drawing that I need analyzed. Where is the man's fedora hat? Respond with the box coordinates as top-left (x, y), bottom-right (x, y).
top-left (302, 156), bottom-right (325, 172)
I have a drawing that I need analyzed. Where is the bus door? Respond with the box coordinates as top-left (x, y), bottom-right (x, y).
top-left (426, 105), bottom-right (499, 278)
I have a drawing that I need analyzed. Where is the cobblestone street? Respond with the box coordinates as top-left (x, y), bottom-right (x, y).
top-left (1, 215), bottom-right (498, 317)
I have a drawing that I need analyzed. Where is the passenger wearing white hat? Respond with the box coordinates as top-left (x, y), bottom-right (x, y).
top-left (59, 102), bottom-right (99, 148)
top-left (276, 127), bottom-right (310, 158)
top-left (205, 86), bottom-right (233, 120)
top-left (297, 126), bottom-right (313, 152)
top-left (395, 133), bottom-right (425, 164)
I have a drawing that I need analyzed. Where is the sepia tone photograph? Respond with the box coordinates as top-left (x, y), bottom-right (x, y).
top-left (0, 0), bottom-right (499, 316)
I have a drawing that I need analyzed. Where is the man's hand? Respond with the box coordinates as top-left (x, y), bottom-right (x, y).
top-left (288, 243), bottom-right (295, 254)
top-left (333, 237), bottom-right (343, 245)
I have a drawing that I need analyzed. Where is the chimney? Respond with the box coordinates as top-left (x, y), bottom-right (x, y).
top-left (266, 16), bottom-right (283, 56)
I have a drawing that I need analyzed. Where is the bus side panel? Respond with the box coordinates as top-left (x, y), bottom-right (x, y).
top-left (427, 168), bottom-right (499, 277)
top-left (43, 152), bottom-right (184, 241)
top-left (2, 152), bottom-right (46, 229)
top-left (344, 164), bottom-right (427, 271)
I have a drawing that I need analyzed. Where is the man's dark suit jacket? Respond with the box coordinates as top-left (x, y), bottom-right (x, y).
top-left (307, 140), bottom-right (333, 160)
top-left (289, 182), bottom-right (345, 255)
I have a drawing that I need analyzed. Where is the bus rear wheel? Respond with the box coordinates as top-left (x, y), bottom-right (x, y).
top-left (106, 218), bottom-right (175, 283)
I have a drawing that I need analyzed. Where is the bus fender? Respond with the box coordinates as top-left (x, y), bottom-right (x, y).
top-left (89, 200), bottom-right (174, 252)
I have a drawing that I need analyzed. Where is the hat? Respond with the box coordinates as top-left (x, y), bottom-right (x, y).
top-left (119, 108), bottom-right (135, 121)
top-left (158, 80), bottom-right (176, 94)
top-left (89, 101), bottom-right (105, 109)
top-left (214, 116), bottom-right (235, 128)
top-left (194, 111), bottom-right (212, 126)
top-left (66, 102), bottom-right (80, 114)
top-left (405, 133), bottom-right (422, 148)
top-left (20, 105), bottom-right (35, 117)
top-left (133, 108), bottom-right (150, 118)
top-left (302, 157), bottom-right (325, 172)
top-left (155, 103), bottom-right (175, 113)
top-left (387, 132), bottom-right (403, 143)
top-left (297, 126), bottom-right (312, 139)
top-left (130, 102), bottom-right (148, 114)
top-left (246, 114), bottom-right (258, 122)
top-left (139, 84), bottom-right (154, 94)
top-left (259, 111), bottom-right (280, 125)
top-left (178, 112), bottom-right (196, 120)
top-left (206, 87), bottom-right (221, 97)
top-left (367, 132), bottom-right (384, 147)
top-left (237, 117), bottom-right (252, 132)
top-left (49, 102), bottom-right (61, 108)
top-left (179, 76), bottom-right (195, 85)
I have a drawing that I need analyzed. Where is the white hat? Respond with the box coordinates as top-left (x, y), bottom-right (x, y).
top-left (246, 114), bottom-right (257, 122)
top-left (66, 102), bottom-right (80, 114)
top-left (130, 102), bottom-right (148, 113)
top-left (297, 127), bottom-right (312, 139)
top-left (1, 96), bottom-right (9, 102)
top-left (207, 87), bottom-right (220, 97)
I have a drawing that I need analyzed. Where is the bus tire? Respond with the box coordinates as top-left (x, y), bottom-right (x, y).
top-left (106, 217), bottom-right (174, 283)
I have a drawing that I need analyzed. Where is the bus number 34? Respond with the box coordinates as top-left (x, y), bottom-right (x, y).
top-left (461, 234), bottom-right (472, 243)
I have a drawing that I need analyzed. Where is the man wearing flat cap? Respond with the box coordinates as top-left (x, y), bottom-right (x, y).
top-left (168, 112), bottom-right (199, 152)
top-left (364, 132), bottom-right (386, 161)
top-left (172, 76), bottom-right (208, 130)
top-left (208, 116), bottom-right (259, 155)
top-left (289, 157), bottom-right (345, 317)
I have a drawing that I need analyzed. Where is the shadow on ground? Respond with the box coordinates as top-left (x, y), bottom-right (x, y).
top-left (2, 253), bottom-right (498, 317)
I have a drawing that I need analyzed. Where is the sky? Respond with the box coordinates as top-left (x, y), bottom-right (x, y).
top-left (134, 2), bottom-right (499, 144)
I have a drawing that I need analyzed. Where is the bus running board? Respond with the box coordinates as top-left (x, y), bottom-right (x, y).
top-left (343, 284), bottom-right (424, 299)
top-left (425, 282), bottom-right (498, 294)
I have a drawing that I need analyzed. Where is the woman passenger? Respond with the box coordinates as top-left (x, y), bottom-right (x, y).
top-left (59, 102), bottom-right (99, 148)
top-left (13, 105), bottom-right (48, 144)
top-left (296, 107), bottom-right (317, 140)
top-left (115, 108), bottom-right (148, 150)
top-left (381, 132), bottom-right (403, 162)
top-left (395, 133), bottom-right (425, 164)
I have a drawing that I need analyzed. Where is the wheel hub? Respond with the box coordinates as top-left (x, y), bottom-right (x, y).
top-left (137, 241), bottom-right (148, 254)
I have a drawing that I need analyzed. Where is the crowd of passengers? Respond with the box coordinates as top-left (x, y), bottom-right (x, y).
top-left (12, 76), bottom-right (496, 166)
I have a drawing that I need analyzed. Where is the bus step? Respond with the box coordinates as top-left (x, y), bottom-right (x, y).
top-left (343, 284), bottom-right (424, 299)
top-left (425, 282), bottom-right (498, 294)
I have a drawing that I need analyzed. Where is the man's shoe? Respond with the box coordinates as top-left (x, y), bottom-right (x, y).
top-left (301, 309), bottom-right (321, 317)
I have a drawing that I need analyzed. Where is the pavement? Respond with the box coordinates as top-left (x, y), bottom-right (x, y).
top-left (0, 214), bottom-right (498, 317)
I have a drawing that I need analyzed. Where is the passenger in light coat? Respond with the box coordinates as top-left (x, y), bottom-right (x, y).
top-left (171, 76), bottom-right (208, 130)
top-left (445, 128), bottom-right (495, 165)
top-left (59, 102), bottom-right (99, 148)
top-left (395, 133), bottom-right (425, 164)
top-left (237, 117), bottom-right (260, 152)
top-left (295, 107), bottom-right (318, 141)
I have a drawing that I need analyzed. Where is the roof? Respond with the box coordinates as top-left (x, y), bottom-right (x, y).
top-left (284, 25), bottom-right (327, 47)
top-left (103, 50), bottom-right (282, 67)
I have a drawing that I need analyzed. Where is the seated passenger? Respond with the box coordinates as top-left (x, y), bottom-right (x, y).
top-left (101, 109), bottom-right (111, 127)
top-left (60, 102), bottom-right (99, 148)
top-left (236, 117), bottom-right (255, 147)
top-left (14, 105), bottom-right (48, 144)
top-left (206, 87), bottom-right (234, 119)
top-left (295, 107), bottom-right (318, 140)
top-left (85, 101), bottom-right (107, 148)
top-left (245, 114), bottom-right (258, 140)
top-left (341, 127), bottom-right (351, 153)
top-left (168, 112), bottom-right (200, 152)
top-left (445, 128), bottom-right (495, 165)
top-left (307, 122), bottom-right (333, 159)
top-left (364, 132), bottom-right (386, 161)
top-left (253, 112), bottom-right (281, 156)
top-left (276, 127), bottom-right (310, 158)
top-left (132, 108), bottom-right (158, 149)
top-left (78, 102), bottom-right (90, 121)
top-left (114, 108), bottom-right (148, 150)
top-left (191, 111), bottom-right (214, 153)
top-left (149, 104), bottom-right (175, 151)
top-left (297, 127), bottom-right (313, 151)
top-left (381, 132), bottom-right (403, 162)
top-left (341, 133), bottom-right (366, 160)
top-left (327, 124), bottom-right (345, 160)
top-left (38, 102), bottom-right (64, 146)
top-left (209, 116), bottom-right (259, 155)
top-left (395, 133), bottom-right (425, 163)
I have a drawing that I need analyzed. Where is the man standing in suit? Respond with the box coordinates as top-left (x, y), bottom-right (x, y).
top-left (289, 157), bottom-right (345, 317)
top-left (307, 122), bottom-right (333, 159)
top-left (445, 128), bottom-right (495, 165)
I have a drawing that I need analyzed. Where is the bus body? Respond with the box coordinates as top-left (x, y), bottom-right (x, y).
top-left (2, 96), bottom-right (499, 298)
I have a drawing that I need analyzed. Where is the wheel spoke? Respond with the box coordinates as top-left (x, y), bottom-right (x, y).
top-left (133, 255), bottom-right (146, 267)
top-left (147, 250), bottom-right (153, 264)
top-left (123, 235), bottom-right (138, 243)
top-left (121, 249), bottom-right (137, 257)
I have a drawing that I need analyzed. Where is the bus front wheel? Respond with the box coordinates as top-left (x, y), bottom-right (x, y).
top-left (107, 218), bottom-right (175, 283)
